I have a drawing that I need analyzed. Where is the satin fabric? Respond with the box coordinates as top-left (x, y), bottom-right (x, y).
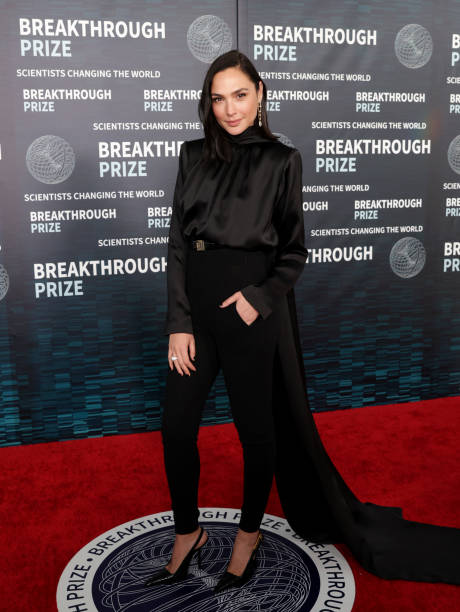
top-left (164, 124), bottom-right (308, 334)
top-left (164, 123), bottom-right (460, 584)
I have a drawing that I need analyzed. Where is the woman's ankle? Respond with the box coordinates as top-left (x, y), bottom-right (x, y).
top-left (237, 527), bottom-right (260, 538)
top-left (175, 526), bottom-right (207, 546)
top-left (175, 526), bottom-right (201, 538)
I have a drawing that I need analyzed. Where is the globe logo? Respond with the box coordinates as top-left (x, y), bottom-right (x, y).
top-left (57, 509), bottom-right (355, 612)
top-left (273, 132), bottom-right (295, 148)
top-left (0, 264), bottom-right (9, 301)
top-left (447, 135), bottom-right (460, 175)
top-left (390, 237), bottom-right (426, 278)
top-left (187, 15), bottom-right (233, 63)
top-left (394, 24), bottom-right (433, 69)
top-left (92, 525), bottom-right (316, 611)
top-left (26, 135), bottom-right (75, 184)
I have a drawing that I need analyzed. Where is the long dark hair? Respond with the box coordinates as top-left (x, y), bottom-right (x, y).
top-left (198, 49), bottom-right (278, 163)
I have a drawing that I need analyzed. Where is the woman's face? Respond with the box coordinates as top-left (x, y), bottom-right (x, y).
top-left (210, 67), bottom-right (263, 134)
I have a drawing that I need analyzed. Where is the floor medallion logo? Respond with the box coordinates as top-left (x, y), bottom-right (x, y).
top-left (57, 508), bottom-right (355, 612)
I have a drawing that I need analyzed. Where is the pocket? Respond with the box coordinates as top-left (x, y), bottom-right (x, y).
top-left (232, 301), bottom-right (255, 327)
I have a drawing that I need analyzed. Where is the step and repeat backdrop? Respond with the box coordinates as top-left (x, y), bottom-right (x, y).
top-left (0, 0), bottom-right (459, 446)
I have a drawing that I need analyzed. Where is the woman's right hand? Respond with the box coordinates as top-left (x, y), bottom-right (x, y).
top-left (168, 333), bottom-right (197, 376)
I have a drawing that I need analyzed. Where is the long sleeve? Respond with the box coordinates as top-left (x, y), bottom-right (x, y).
top-left (163, 141), bottom-right (194, 336)
top-left (240, 148), bottom-right (309, 319)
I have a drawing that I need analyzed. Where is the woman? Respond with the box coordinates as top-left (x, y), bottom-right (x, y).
top-left (145, 48), bottom-right (306, 593)
top-left (146, 49), bottom-right (460, 591)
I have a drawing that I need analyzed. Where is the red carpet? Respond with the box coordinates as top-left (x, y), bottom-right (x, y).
top-left (1, 396), bottom-right (459, 611)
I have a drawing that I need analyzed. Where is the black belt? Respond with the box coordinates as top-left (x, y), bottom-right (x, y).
top-left (190, 239), bottom-right (226, 251)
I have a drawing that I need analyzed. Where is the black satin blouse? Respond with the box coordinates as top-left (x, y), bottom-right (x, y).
top-left (164, 123), bottom-right (309, 335)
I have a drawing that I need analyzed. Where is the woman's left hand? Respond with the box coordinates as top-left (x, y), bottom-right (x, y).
top-left (219, 291), bottom-right (259, 326)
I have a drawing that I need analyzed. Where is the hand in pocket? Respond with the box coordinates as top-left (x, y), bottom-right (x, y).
top-left (219, 291), bottom-right (259, 326)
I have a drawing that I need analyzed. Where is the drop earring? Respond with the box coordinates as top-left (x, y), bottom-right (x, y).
top-left (258, 101), bottom-right (262, 127)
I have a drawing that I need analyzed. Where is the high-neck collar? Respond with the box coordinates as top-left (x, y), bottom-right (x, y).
top-left (222, 123), bottom-right (269, 145)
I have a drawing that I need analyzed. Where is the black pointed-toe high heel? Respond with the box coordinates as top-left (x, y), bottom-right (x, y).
top-left (144, 526), bottom-right (206, 587)
top-left (213, 531), bottom-right (263, 593)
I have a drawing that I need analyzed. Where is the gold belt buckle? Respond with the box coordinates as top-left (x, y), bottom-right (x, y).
top-left (195, 239), bottom-right (205, 251)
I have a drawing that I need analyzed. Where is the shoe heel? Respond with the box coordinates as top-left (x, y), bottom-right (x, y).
top-left (145, 526), bottom-right (206, 587)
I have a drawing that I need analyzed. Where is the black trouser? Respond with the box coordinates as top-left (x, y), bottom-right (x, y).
top-left (162, 245), bottom-right (281, 534)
